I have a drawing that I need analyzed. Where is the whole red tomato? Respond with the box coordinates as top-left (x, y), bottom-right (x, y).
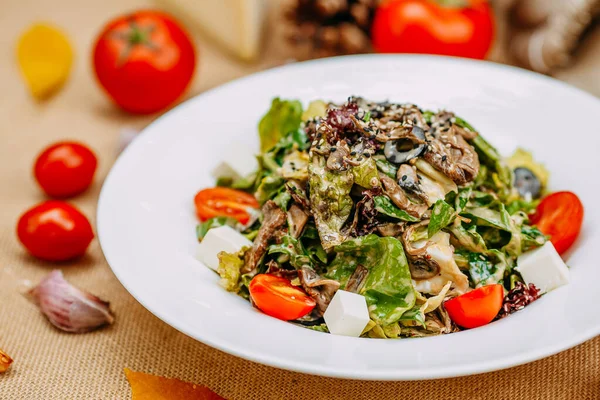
top-left (93, 10), bottom-right (196, 114)
top-left (371, 0), bottom-right (494, 59)
top-left (34, 141), bottom-right (97, 198)
top-left (530, 191), bottom-right (584, 255)
top-left (17, 201), bottom-right (94, 261)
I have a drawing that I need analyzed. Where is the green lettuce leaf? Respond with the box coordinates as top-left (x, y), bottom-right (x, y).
top-left (455, 186), bottom-right (472, 213)
top-left (255, 175), bottom-right (285, 204)
top-left (462, 251), bottom-right (499, 287)
top-left (268, 235), bottom-right (312, 269)
top-left (217, 250), bottom-right (246, 292)
top-left (352, 157), bottom-right (380, 189)
top-left (459, 250), bottom-right (509, 287)
top-left (398, 306), bottom-right (426, 328)
top-left (258, 98), bottom-right (303, 153)
top-left (462, 203), bottom-right (512, 231)
top-left (326, 235), bottom-right (416, 325)
top-left (448, 222), bottom-right (488, 253)
top-left (428, 200), bottom-right (456, 238)
top-left (521, 224), bottom-right (547, 252)
top-left (272, 190), bottom-right (291, 210)
top-left (196, 216), bottom-right (239, 241)
top-left (374, 156), bottom-right (398, 179)
top-left (308, 155), bottom-right (354, 249)
top-left (455, 116), bottom-right (513, 198)
top-left (506, 198), bottom-right (539, 215)
top-left (373, 196), bottom-right (419, 222)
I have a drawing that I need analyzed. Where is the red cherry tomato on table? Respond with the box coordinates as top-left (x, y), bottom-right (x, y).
top-left (444, 284), bottom-right (503, 329)
top-left (34, 141), bottom-right (97, 198)
top-left (530, 191), bottom-right (584, 255)
top-left (249, 274), bottom-right (316, 321)
top-left (17, 201), bottom-right (94, 262)
top-left (93, 11), bottom-right (196, 114)
top-left (194, 187), bottom-right (259, 225)
top-left (371, 0), bottom-right (494, 59)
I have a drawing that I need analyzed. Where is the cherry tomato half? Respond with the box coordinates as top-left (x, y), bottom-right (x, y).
top-left (444, 284), bottom-right (504, 329)
top-left (249, 274), bottom-right (316, 321)
top-left (530, 191), bottom-right (584, 255)
top-left (194, 187), bottom-right (259, 225)
top-left (34, 141), bottom-right (98, 198)
top-left (17, 201), bottom-right (94, 261)
top-left (93, 10), bottom-right (196, 114)
top-left (371, 0), bottom-right (494, 59)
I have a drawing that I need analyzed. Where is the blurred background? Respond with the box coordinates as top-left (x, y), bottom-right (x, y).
top-left (2, 0), bottom-right (600, 121)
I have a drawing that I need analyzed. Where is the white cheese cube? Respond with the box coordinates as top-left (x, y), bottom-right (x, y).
top-left (323, 290), bottom-right (370, 337)
top-left (210, 148), bottom-right (257, 181)
top-left (196, 226), bottom-right (252, 271)
top-left (516, 241), bottom-right (570, 293)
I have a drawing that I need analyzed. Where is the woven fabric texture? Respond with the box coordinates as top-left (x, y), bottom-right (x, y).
top-left (1, 0), bottom-right (599, 398)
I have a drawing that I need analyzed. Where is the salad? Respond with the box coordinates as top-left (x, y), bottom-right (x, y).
top-left (194, 97), bottom-right (584, 338)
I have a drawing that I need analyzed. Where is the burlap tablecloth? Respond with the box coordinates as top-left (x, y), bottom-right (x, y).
top-left (1, 0), bottom-right (600, 398)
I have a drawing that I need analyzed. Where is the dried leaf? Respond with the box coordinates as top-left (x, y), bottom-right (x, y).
top-left (0, 349), bottom-right (13, 373)
top-left (125, 369), bottom-right (225, 400)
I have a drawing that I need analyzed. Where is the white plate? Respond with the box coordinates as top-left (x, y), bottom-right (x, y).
top-left (98, 55), bottom-right (600, 380)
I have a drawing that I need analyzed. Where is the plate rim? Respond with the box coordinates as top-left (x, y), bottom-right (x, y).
top-left (97, 54), bottom-right (600, 380)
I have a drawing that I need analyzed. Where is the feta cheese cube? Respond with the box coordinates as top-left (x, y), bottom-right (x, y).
top-left (210, 147), bottom-right (257, 180)
top-left (323, 290), bottom-right (370, 337)
top-left (516, 241), bottom-right (570, 293)
top-left (196, 226), bottom-right (252, 271)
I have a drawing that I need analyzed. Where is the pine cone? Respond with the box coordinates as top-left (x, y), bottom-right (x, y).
top-left (284, 0), bottom-right (379, 59)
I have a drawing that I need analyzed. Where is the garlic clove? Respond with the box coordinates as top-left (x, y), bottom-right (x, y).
top-left (29, 270), bottom-right (115, 333)
top-left (0, 349), bottom-right (13, 373)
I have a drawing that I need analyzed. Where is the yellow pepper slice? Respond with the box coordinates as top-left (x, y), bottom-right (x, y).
top-left (16, 23), bottom-right (73, 100)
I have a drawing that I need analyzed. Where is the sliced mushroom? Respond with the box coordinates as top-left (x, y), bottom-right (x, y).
top-left (401, 222), bottom-right (469, 294)
top-left (423, 124), bottom-right (480, 185)
top-left (298, 266), bottom-right (340, 315)
top-left (287, 203), bottom-right (309, 238)
top-left (401, 221), bottom-right (439, 280)
top-left (326, 141), bottom-right (353, 171)
top-left (397, 164), bottom-right (423, 195)
top-left (345, 265), bottom-right (369, 293)
top-left (380, 174), bottom-right (428, 219)
top-left (383, 125), bottom-right (426, 164)
top-left (376, 222), bottom-right (404, 237)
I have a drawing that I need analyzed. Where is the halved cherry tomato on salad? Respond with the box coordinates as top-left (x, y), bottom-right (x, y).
top-left (34, 141), bottom-right (98, 198)
top-left (249, 274), bottom-right (316, 321)
top-left (371, 0), bottom-right (494, 60)
top-left (17, 201), bottom-right (94, 261)
top-left (444, 284), bottom-right (503, 329)
top-left (530, 191), bottom-right (584, 255)
top-left (194, 187), bottom-right (259, 225)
